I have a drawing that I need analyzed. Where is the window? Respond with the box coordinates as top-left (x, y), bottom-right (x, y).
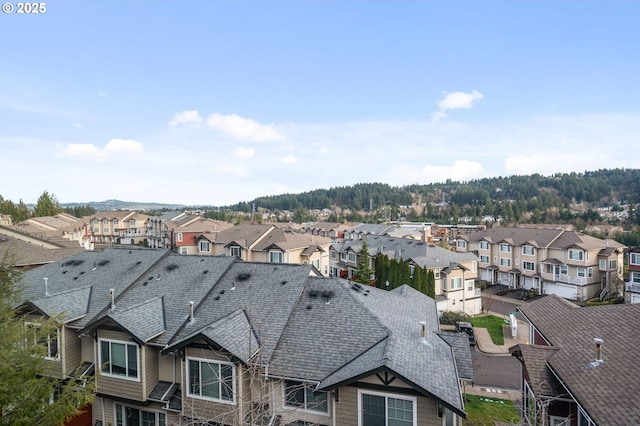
top-left (588, 267), bottom-right (593, 278)
top-left (409, 264), bottom-right (415, 278)
top-left (631, 271), bottom-right (640, 284)
top-left (560, 265), bottom-right (568, 275)
top-left (100, 339), bottom-right (139, 380)
top-left (479, 241), bottom-right (489, 250)
top-left (341, 252), bottom-right (347, 261)
top-left (103, 219), bottom-right (109, 224)
top-left (631, 253), bottom-right (640, 266)
top-left (577, 267), bottom-right (586, 278)
top-left (103, 227), bottom-right (109, 233)
top-left (230, 246), bottom-right (241, 258)
top-left (270, 251), bottom-right (283, 263)
top-left (129, 220), bottom-right (136, 226)
top-left (187, 358), bottom-right (234, 403)
top-left (568, 249), bottom-right (584, 261)
top-left (472, 261), bottom-right (477, 272)
top-left (480, 255), bottom-right (490, 264)
top-left (115, 404), bottom-right (166, 426)
top-left (359, 390), bottom-right (416, 426)
top-left (180, 247), bottom-right (188, 255)
top-left (609, 259), bottom-right (617, 269)
top-left (284, 380), bottom-right (329, 414)
top-left (522, 245), bottom-right (535, 256)
top-left (176, 232), bottom-right (183, 242)
top-left (522, 261), bottom-right (535, 272)
top-left (599, 259), bottom-right (606, 271)
top-left (449, 277), bottom-right (462, 290)
top-left (434, 269), bottom-right (440, 279)
top-left (114, 219), bottom-right (119, 225)
top-left (466, 279), bottom-right (474, 291)
top-left (199, 241), bottom-right (210, 253)
top-left (93, 219), bottom-right (99, 225)
top-left (499, 243), bottom-right (511, 253)
top-left (456, 240), bottom-right (466, 249)
top-left (499, 257), bottom-right (511, 267)
top-left (348, 252), bottom-right (356, 262)
top-left (330, 250), bottom-right (337, 260)
top-left (26, 322), bottom-right (59, 360)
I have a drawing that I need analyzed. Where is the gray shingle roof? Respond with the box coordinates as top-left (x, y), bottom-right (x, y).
top-left (519, 295), bottom-right (640, 425)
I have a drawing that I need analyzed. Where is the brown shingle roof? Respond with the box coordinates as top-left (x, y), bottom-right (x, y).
top-left (519, 295), bottom-right (640, 425)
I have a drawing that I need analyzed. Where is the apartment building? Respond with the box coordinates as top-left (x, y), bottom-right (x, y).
top-left (458, 227), bottom-right (625, 301)
top-left (330, 235), bottom-right (481, 315)
top-left (83, 211), bottom-right (150, 247)
top-left (16, 248), bottom-right (471, 426)
top-left (626, 246), bottom-right (640, 304)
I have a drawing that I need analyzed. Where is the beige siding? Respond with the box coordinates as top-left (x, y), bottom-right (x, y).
top-left (63, 325), bottom-right (81, 376)
top-left (183, 347), bottom-right (241, 424)
top-left (96, 329), bottom-right (144, 401)
top-left (144, 346), bottom-right (160, 399)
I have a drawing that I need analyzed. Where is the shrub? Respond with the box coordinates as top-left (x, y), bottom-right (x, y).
top-left (440, 311), bottom-right (471, 325)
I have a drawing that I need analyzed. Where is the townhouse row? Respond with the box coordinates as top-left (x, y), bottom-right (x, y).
top-left (16, 247), bottom-right (472, 426)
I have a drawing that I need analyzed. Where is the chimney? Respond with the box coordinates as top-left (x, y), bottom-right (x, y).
top-left (594, 338), bottom-right (604, 363)
top-left (188, 301), bottom-right (194, 322)
top-left (420, 321), bottom-right (427, 340)
top-left (43, 277), bottom-right (49, 297)
top-left (109, 289), bottom-right (115, 310)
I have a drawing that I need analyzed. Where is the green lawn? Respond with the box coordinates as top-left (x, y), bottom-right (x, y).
top-left (463, 394), bottom-right (521, 425)
top-left (469, 315), bottom-right (506, 345)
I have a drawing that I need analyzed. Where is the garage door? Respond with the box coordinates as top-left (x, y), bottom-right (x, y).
top-left (523, 276), bottom-right (536, 290)
top-left (545, 282), bottom-right (577, 300)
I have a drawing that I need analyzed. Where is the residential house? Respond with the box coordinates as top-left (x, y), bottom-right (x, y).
top-left (458, 227), bottom-right (625, 301)
top-left (169, 215), bottom-right (233, 254)
top-left (16, 247), bottom-right (472, 426)
top-left (300, 221), bottom-right (349, 240)
top-left (511, 295), bottom-right (640, 425)
top-left (83, 211), bottom-right (150, 247)
top-left (330, 235), bottom-right (481, 315)
top-left (10, 213), bottom-right (84, 247)
top-left (146, 211), bottom-right (188, 249)
top-left (626, 246), bottom-right (640, 304)
top-left (209, 223), bottom-right (275, 260)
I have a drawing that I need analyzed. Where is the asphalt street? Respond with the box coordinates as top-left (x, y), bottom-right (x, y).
top-left (471, 347), bottom-right (521, 389)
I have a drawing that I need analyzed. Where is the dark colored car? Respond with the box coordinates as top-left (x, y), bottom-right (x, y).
top-left (455, 321), bottom-right (476, 346)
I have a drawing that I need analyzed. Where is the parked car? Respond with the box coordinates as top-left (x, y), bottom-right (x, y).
top-left (455, 321), bottom-right (476, 346)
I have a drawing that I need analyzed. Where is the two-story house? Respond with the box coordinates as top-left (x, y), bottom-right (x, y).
top-left (330, 235), bottom-right (481, 315)
top-left (170, 215), bottom-right (233, 254)
top-left (510, 295), bottom-right (640, 425)
top-left (458, 227), bottom-right (625, 301)
top-left (83, 211), bottom-right (150, 247)
top-left (17, 247), bottom-right (472, 426)
top-left (626, 246), bottom-right (640, 304)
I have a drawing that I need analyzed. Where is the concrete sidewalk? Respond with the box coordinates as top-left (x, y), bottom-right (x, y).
top-left (473, 311), bottom-right (529, 355)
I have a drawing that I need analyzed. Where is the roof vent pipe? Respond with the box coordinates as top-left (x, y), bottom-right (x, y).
top-left (44, 277), bottom-right (49, 297)
top-left (594, 338), bottom-right (604, 363)
top-left (109, 289), bottom-right (115, 310)
top-left (420, 321), bottom-right (426, 340)
top-left (189, 301), bottom-right (194, 322)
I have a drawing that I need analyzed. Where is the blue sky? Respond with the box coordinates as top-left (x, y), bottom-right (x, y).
top-left (1, 1), bottom-right (639, 206)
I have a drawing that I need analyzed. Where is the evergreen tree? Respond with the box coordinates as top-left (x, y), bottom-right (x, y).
top-left (33, 190), bottom-right (62, 217)
top-left (0, 256), bottom-right (95, 425)
top-left (426, 269), bottom-right (436, 298)
top-left (355, 240), bottom-right (373, 285)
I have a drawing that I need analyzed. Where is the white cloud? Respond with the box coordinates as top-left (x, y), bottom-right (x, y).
top-left (60, 139), bottom-right (144, 160)
top-left (232, 147), bottom-right (256, 159)
top-left (206, 113), bottom-right (285, 142)
top-left (433, 90), bottom-right (483, 121)
top-left (216, 164), bottom-right (249, 177)
top-left (168, 110), bottom-right (203, 127)
top-left (422, 160), bottom-right (484, 182)
top-left (279, 155), bottom-right (297, 165)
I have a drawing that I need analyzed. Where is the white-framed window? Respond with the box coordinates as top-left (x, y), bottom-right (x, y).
top-left (187, 357), bottom-right (235, 403)
top-left (358, 389), bottom-right (416, 426)
top-left (456, 240), bottom-right (466, 249)
top-left (560, 265), bottom-right (568, 275)
top-left (577, 267), bottom-right (586, 278)
top-left (348, 252), bottom-right (356, 262)
top-left (479, 241), bottom-right (489, 250)
top-left (599, 259), bottom-right (606, 271)
top-left (568, 249), bottom-right (585, 261)
top-left (114, 219), bottom-right (119, 225)
top-left (523, 261), bottom-right (535, 272)
top-left (330, 250), bottom-right (337, 260)
top-left (103, 227), bottom-right (109, 233)
top-left (270, 251), bottom-right (283, 263)
top-left (480, 255), bottom-right (490, 264)
top-left (522, 245), bottom-right (535, 256)
top-left (341, 252), bottom-right (347, 261)
top-left (500, 258), bottom-right (511, 267)
top-left (499, 243), bottom-right (511, 253)
top-left (199, 241), bottom-right (210, 253)
top-left (631, 252), bottom-right (640, 266)
top-left (92, 219), bottom-right (99, 225)
top-left (409, 264), bottom-right (415, 278)
top-left (434, 268), bottom-right (440, 279)
top-left (609, 259), bottom-right (617, 269)
top-left (284, 380), bottom-right (329, 414)
top-left (114, 403), bottom-right (166, 426)
top-left (631, 271), bottom-right (640, 284)
top-left (466, 279), bottom-right (474, 291)
top-left (176, 232), bottom-right (183, 242)
top-left (230, 246), bottom-right (241, 258)
top-left (472, 261), bottom-right (477, 272)
top-left (449, 277), bottom-right (463, 290)
top-left (25, 322), bottom-right (60, 360)
top-left (588, 267), bottom-right (593, 278)
top-left (180, 247), bottom-right (188, 255)
top-left (129, 220), bottom-right (136, 226)
top-left (99, 339), bottom-right (139, 380)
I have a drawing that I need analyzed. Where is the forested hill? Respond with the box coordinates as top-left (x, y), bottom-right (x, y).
top-left (231, 168), bottom-right (640, 215)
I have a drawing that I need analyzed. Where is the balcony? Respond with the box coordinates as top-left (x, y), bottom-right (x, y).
top-left (540, 271), bottom-right (588, 285)
top-left (626, 282), bottom-right (640, 293)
